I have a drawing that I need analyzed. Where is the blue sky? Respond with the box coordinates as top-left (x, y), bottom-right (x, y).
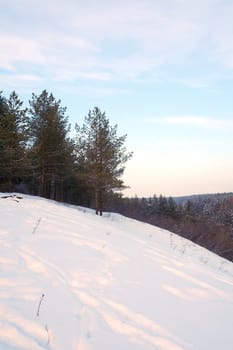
top-left (1, 0), bottom-right (233, 197)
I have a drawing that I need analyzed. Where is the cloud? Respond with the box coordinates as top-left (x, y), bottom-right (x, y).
top-left (59, 86), bottom-right (131, 97)
top-left (0, 35), bottom-right (45, 70)
top-left (48, 35), bottom-right (100, 53)
top-left (175, 78), bottom-right (208, 89)
top-left (52, 71), bottom-right (112, 82)
top-left (1, 0), bottom-right (233, 87)
top-left (0, 73), bottom-right (42, 92)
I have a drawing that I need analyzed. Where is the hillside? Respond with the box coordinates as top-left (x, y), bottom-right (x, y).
top-left (173, 192), bottom-right (233, 204)
top-left (1, 194), bottom-right (233, 350)
top-left (114, 193), bottom-right (233, 261)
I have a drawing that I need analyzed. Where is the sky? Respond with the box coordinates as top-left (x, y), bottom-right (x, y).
top-left (1, 0), bottom-right (233, 197)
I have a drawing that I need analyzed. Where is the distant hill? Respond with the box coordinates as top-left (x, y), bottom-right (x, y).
top-left (173, 192), bottom-right (233, 204)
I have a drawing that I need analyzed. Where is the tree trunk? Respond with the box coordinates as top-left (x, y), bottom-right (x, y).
top-left (8, 176), bottom-right (12, 192)
top-left (95, 189), bottom-right (99, 215)
top-left (95, 189), bottom-right (103, 216)
top-left (55, 181), bottom-right (63, 202)
top-left (50, 174), bottom-right (55, 200)
top-left (39, 168), bottom-right (45, 197)
top-left (99, 189), bottom-right (103, 216)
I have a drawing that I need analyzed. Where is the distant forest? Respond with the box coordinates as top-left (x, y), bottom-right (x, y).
top-left (1, 90), bottom-right (233, 262)
top-left (108, 193), bottom-right (233, 262)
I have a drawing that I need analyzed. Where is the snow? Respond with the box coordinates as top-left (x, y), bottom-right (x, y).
top-left (0, 193), bottom-right (233, 350)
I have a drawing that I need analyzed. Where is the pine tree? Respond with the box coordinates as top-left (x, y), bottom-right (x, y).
top-left (75, 107), bottom-right (132, 215)
top-left (29, 90), bottom-right (74, 200)
top-left (0, 92), bottom-right (9, 190)
top-left (0, 91), bottom-right (29, 191)
top-left (184, 199), bottom-right (196, 223)
top-left (167, 196), bottom-right (178, 220)
top-left (158, 195), bottom-right (168, 216)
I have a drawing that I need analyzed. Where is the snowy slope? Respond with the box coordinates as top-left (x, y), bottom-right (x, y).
top-left (0, 194), bottom-right (233, 350)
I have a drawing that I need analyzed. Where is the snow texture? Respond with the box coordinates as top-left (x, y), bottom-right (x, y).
top-left (0, 193), bottom-right (233, 350)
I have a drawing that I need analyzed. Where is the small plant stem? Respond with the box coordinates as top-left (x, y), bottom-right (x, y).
top-left (37, 293), bottom-right (45, 317)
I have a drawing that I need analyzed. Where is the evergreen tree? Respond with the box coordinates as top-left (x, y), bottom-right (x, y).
top-left (167, 196), bottom-right (178, 220)
top-left (184, 199), bottom-right (196, 223)
top-left (0, 91), bottom-right (29, 191)
top-left (151, 194), bottom-right (159, 215)
top-left (29, 90), bottom-right (74, 200)
top-left (0, 92), bottom-right (9, 190)
top-left (158, 195), bottom-right (168, 215)
top-left (75, 107), bottom-right (132, 215)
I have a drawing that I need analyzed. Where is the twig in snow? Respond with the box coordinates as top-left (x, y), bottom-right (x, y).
top-left (45, 324), bottom-right (50, 344)
top-left (32, 217), bottom-right (42, 234)
top-left (37, 293), bottom-right (45, 317)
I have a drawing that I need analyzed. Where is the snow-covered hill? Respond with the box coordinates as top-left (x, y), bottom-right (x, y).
top-left (1, 194), bottom-right (233, 350)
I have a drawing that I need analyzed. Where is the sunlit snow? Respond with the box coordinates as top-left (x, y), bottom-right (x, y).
top-left (0, 194), bottom-right (233, 350)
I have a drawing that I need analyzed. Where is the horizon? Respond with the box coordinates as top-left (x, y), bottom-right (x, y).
top-left (114, 191), bottom-right (233, 200)
top-left (1, 0), bottom-right (233, 197)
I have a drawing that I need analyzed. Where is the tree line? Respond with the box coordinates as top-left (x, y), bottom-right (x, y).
top-left (0, 90), bottom-right (132, 215)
